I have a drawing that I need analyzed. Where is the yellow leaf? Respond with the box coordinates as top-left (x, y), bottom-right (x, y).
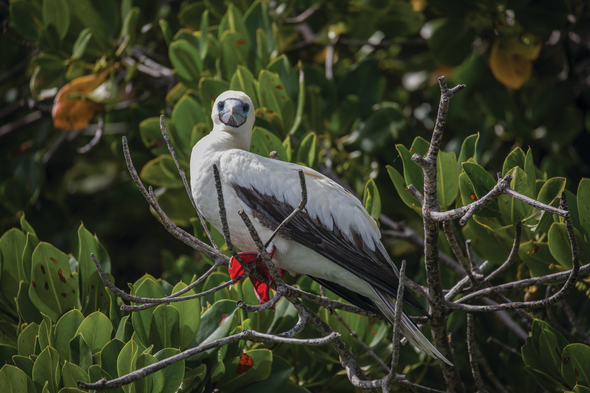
top-left (489, 40), bottom-right (532, 90)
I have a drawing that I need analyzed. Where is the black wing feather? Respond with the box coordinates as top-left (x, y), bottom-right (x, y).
top-left (233, 184), bottom-right (428, 316)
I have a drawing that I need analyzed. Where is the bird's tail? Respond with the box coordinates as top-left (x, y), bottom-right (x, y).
top-left (373, 288), bottom-right (454, 366)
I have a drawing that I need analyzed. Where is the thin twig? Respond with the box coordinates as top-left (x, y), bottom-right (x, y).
top-left (285, 5), bottom-right (320, 23)
top-left (484, 223), bottom-right (522, 283)
top-left (78, 113), bottom-right (104, 153)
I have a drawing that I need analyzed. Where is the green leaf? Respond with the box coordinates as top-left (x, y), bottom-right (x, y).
top-left (42, 0), bottom-right (69, 39)
top-left (118, 7), bottom-right (140, 55)
top-left (548, 223), bottom-right (586, 269)
top-left (338, 60), bottom-right (384, 115)
top-left (100, 338), bottom-right (125, 380)
top-left (28, 242), bottom-right (79, 322)
top-left (172, 94), bottom-right (207, 152)
top-left (159, 19), bottom-right (173, 46)
top-left (199, 10), bottom-right (209, 59)
top-left (130, 275), bottom-right (165, 347)
top-left (22, 232), bottom-right (39, 284)
top-left (502, 147), bottom-right (526, 176)
top-left (10, 1), bottom-right (42, 42)
top-left (117, 340), bottom-right (139, 393)
top-left (462, 218), bottom-right (512, 265)
top-left (54, 309), bottom-right (84, 361)
top-left (257, 69), bottom-right (295, 134)
top-left (157, 188), bottom-right (195, 227)
top-left (140, 156), bottom-right (183, 189)
top-left (295, 132), bottom-right (318, 168)
top-left (525, 148), bottom-right (537, 196)
top-left (498, 167), bottom-right (534, 224)
top-left (139, 117), bottom-right (169, 156)
top-left (430, 18), bottom-right (475, 66)
top-left (538, 329), bottom-right (566, 381)
top-left (244, 1), bottom-right (275, 57)
top-left (267, 55), bottom-right (298, 102)
top-left (83, 270), bottom-right (115, 315)
top-left (17, 322), bottom-right (38, 356)
top-left (250, 127), bottom-right (288, 160)
top-left (217, 349), bottom-right (273, 391)
top-left (519, 241), bottom-right (559, 277)
top-left (62, 361), bottom-right (89, 388)
top-left (219, 4), bottom-right (251, 46)
top-left (67, 0), bottom-right (111, 49)
top-left (151, 348), bottom-right (184, 393)
top-left (230, 65), bottom-right (260, 108)
top-left (188, 300), bottom-right (237, 362)
top-left (562, 344), bottom-right (590, 388)
top-left (69, 333), bottom-right (92, 371)
top-left (0, 228), bottom-right (27, 314)
top-left (437, 150), bottom-right (459, 210)
top-left (458, 133), bottom-right (479, 169)
top-left (12, 355), bottom-right (34, 380)
top-left (396, 144), bottom-right (424, 195)
top-left (221, 30), bottom-right (251, 80)
top-left (363, 179), bottom-right (381, 222)
top-left (387, 165), bottom-right (422, 216)
top-left (77, 223), bottom-right (109, 307)
top-left (75, 311), bottom-right (113, 354)
top-left (16, 281), bottom-right (41, 324)
top-left (0, 364), bottom-right (36, 392)
top-left (198, 78), bottom-right (230, 127)
top-left (135, 353), bottom-right (163, 393)
top-left (169, 282), bottom-right (201, 350)
top-left (237, 354), bottom-right (293, 393)
top-left (169, 40), bottom-right (203, 86)
top-left (462, 161), bottom-right (501, 215)
top-left (32, 346), bottom-right (60, 393)
top-left (149, 305), bottom-right (180, 352)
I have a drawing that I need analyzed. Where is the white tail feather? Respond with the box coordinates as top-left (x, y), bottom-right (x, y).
top-left (373, 288), bottom-right (454, 366)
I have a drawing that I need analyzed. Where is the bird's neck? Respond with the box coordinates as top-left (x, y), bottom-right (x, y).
top-left (208, 126), bottom-right (252, 152)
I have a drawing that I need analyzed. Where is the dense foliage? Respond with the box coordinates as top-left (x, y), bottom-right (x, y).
top-left (1, 0), bottom-right (590, 392)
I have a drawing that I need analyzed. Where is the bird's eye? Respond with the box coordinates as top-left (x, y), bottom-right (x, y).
top-left (243, 103), bottom-right (250, 113)
top-left (218, 101), bottom-right (225, 111)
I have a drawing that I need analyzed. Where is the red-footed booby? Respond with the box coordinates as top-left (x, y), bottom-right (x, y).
top-left (190, 90), bottom-right (452, 365)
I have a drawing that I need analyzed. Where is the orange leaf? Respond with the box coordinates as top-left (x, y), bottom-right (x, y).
top-left (52, 73), bottom-right (108, 130)
top-left (236, 354), bottom-right (254, 374)
top-left (489, 40), bottom-right (532, 90)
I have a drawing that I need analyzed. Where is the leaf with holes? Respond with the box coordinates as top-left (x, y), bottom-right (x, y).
top-left (28, 242), bottom-right (79, 322)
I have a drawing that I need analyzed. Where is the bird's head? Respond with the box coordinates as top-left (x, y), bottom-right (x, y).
top-left (212, 90), bottom-right (255, 130)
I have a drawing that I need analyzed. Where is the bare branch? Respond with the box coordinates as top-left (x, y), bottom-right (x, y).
top-left (77, 113), bottom-right (104, 153)
top-left (467, 314), bottom-right (489, 393)
top-left (484, 223), bottom-right (522, 283)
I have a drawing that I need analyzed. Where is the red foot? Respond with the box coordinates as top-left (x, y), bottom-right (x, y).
top-left (228, 247), bottom-right (285, 306)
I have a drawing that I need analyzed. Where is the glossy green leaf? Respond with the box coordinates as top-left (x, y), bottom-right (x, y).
top-left (519, 241), bottom-right (560, 277)
top-left (16, 281), bottom-right (41, 325)
top-left (0, 364), bottom-right (36, 392)
top-left (117, 339), bottom-right (139, 393)
top-left (10, 1), bottom-right (42, 42)
top-left (562, 344), bottom-right (590, 387)
top-left (159, 19), bottom-right (173, 46)
top-left (258, 69), bottom-right (295, 133)
top-left (154, 348), bottom-right (184, 393)
top-left (22, 232), bottom-right (39, 285)
top-left (462, 218), bottom-right (511, 265)
top-left (140, 156), bottom-right (183, 189)
top-left (169, 282), bottom-right (201, 350)
top-left (148, 305), bottom-right (180, 352)
top-left (244, 1), bottom-right (275, 56)
top-left (502, 147), bottom-right (526, 176)
top-left (130, 275), bottom-right (165, 347)
top-left (457, 133), bottom-right (479, 169)
top-left (295, 132), bottom-right (318, 168)
top-left (221, 30), bottom-right (251, 80)
top-left (230, 65), bottom-right (260, 108)
top-left (219, 4), bottom-right (251, 45)
top-left (250, 127), bottom-right (288, 159)
top-left (42, 0), bottom-right (69, 39)
top-left (169, 40), bottom-right (202, 86)
top-left (77, 223), bottom-right (109, 307)
top-left (498, 167), bottom-right (534, 224)
top-left (462, 161), bottom-right (500, 214)
top-left (28, 242), bottom-right (79, 322)
top-left (32, 346), bottom-right (59, 393)
top-left (54, 309), bottom-right (84, 361)
top-left (548, 223), bottom-right (586, 269)
top-left (199, 10), bottom-right (209, 59)
top-left (69, 333), bottom-right (92, 371)
top-left (387, 165), bottom-right (422, 216)
top-left (363, 179), bottom-right (381, 222)
top-left (62, 361), bottom-right (88, 388)
top-left (172, 94), bottom-right (207, 152)
top-left (189, 300), bottom-right (237, 362)
top-left (267, 55), bottom-right (298, 102)
top-left (0, 229), bottom-right (26, 314)
top-left (437, 150), bottom-right (459, 210)
top-left (75, 311), bottom-right (113, 354)
top-left (525, 148), bottom-right (537, 196)
top-left (396, 144), bottom-right (424, 195)
top-left (100, 338), bottom-right (125, 381)
top-left (17, 323), bottom-right (38, 356)
top-left (135, 353), bottom-right (163, 393)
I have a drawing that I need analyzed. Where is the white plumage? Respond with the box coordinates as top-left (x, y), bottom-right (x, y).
top-left (190, 90), bottom-right (452, 366)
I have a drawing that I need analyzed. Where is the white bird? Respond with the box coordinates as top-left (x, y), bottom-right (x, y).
top-left (190, 90), bottom-right (452, 365)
